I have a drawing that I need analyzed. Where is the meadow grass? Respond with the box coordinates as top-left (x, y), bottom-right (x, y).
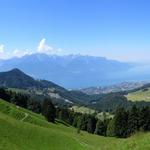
top-left (0, 99), bottom-right (150, 150)
top-left (71, 106), bottom-right (96, 114)
top-left (127, 87), bottom-right (150, 102)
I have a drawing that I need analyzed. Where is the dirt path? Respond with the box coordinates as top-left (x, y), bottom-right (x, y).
top-left (21, 113), bottom-right (28, 121)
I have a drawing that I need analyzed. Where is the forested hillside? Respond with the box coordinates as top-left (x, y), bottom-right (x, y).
top-left (0, 88), bottom-right (150, 139)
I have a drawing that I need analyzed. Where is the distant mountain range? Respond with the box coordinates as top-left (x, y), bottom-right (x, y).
top-left (80, 81), bottom-right (148, 95)
top-left (0, 53), bottom-right (134, 88)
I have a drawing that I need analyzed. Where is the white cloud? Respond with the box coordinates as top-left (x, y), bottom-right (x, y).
top-left (0, 44), bottom-right (8, 59)
top-left (0, 39), bottom-right (66, 59)
top-left (12, 49), bottom-right (32, 58)
top-left (0, 44), bottom-right (4, 53)
top-left (37, 38), bottom-right (53, 54)
top-left (57, 48), bottom-right (63, 52)
top-left (0, 43), bottom-right (32, 59)
top-left (37, 38), bottom-right (64, 55)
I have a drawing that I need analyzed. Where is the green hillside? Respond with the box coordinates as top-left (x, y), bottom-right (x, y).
top-left (0, 69), bottom-right (93, 105)
top-left (0, 98), bottom-right (150, 150)
top-left (127, 87), bottom-right (150, 102)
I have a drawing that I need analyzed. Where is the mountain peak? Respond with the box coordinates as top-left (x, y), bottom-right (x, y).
top-left (6, 68), bottom-right (29, 77)
top-left (0, 68), bottom-right (66, 90)
top-left (0, 68), bottom-right (38, 88)
top-left (10, 68), bottom-right (23, 73)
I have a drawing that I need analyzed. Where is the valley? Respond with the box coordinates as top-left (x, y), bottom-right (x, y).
top-left (0, 69), bottom-right (150, 149)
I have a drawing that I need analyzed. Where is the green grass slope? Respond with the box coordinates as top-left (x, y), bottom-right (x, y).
top-left (127, 87), bottom-right (150, 102)
top-left (0, 99), bottom-right (150, 150)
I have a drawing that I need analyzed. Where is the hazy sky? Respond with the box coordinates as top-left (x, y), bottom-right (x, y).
top-left (0, 0), bottom-right (150, 62)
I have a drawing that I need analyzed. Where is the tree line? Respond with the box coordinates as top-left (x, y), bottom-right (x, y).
top-left (55, 106), bottom-right (150, 138)
top-left (0, 88), bottom-right (150, 138)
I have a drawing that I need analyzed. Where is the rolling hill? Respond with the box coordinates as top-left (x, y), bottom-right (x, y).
top-left (0, 98), bottom-right (150, 150)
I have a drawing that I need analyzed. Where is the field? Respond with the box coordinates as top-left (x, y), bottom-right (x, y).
top-left (0, 98), bottom-right (150, 150)
top-left (127, 87), bottom-right (150, 102)
top-left (71, 106), bottom-right (97, 114)
top-left (71, 106), bottom-right (113, 120)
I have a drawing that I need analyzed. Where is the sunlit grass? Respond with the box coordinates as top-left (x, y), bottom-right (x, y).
top-left (0, 98), bottom-right (150, 150)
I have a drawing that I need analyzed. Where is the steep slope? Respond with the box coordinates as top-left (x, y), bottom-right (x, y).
top-left (0, 68), bottom-right (66, 89)
top-left (0, 98), bottom-right (150, 150)
top-left (0, 68), bottom-right (41, 88)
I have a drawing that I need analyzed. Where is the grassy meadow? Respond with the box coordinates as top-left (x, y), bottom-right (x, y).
top-left (0, 98), bottom-right (150, 150)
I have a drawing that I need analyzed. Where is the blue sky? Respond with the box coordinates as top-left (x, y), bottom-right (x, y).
top-left (0, 0), bottom-right (150, 62)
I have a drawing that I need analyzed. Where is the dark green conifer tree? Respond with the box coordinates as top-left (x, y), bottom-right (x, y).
top-left (42, 98), bottom-right (56, 123)
top-left (114, 107), bottom-right (129, 138)
top-left (87, 115), bottom-right (97, 134)
top-left (95, 119), bottom-right (107, 136)
top-left (128, 105), bottom-right (140, 135)
top-left (139, 106), bottom-right (150, 131)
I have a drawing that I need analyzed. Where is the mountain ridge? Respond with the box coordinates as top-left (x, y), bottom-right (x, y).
top-left (0, 53), bottom-right (132, 88)
top-left (80, 81), bottom-right (148, 95)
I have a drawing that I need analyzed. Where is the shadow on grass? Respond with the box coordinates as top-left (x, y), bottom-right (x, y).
top-left (56, 119), bottom-right (70, 127)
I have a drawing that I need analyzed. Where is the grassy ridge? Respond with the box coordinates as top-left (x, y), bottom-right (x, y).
top-left (0, 99), bottom-right (150, 150)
